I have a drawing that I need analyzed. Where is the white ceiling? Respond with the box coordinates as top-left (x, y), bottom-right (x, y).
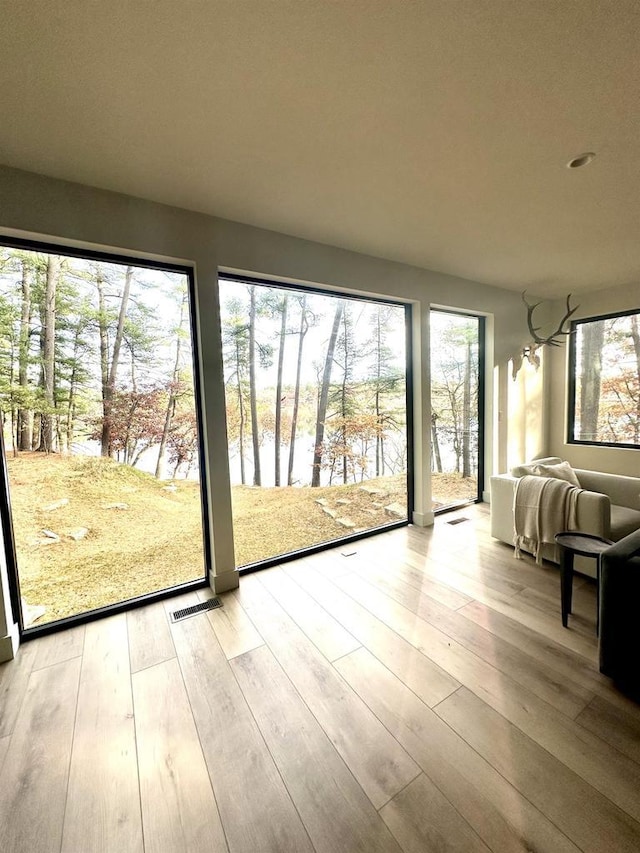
top-left (1, 1), bottom-right (639, 297)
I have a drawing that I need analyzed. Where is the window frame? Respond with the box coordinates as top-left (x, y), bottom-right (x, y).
top-left (0, 234), bottom-right (213, 639)
top-left (567, 307), bottom-right (640, 450)
top-left (219, 272), bottom-right (415, 573)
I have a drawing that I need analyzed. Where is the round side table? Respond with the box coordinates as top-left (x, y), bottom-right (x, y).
top-left (554, 532), bottom-right (613, 633)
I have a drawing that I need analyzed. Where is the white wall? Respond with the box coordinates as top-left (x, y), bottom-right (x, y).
top-left (0, 164), bottom-right (534, 658)
top-left (547, 282), bottom-right (640, 477)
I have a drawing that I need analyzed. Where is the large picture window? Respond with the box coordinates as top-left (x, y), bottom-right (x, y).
top-left (569, 309), bottom-right (640, 448)
top-left (0, 238), bottom-right (210, 634)
top-left (219, 275), bottom-right (411, 568)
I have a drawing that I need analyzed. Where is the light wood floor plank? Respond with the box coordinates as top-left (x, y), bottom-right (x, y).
top-left (132, 657), bottom-right (228, 853)
top-left (334, 565), bottom-right (640, 823)
top-left (353, 541), bottom-right (473, 610)
top-left (236, 573), bottom-right (421, 809)
top-left (336, 647), bottom-right (581, 853)
top-left (0, 658), bottom-right (81, 853)
top-left (259, 565), bottom-right (361, 661)
top-left (283, 561), bottom-right (460, 707)
top-left (196, 587), bottom-right (265, 659)
top-left (353, 567), bottom-right (593, 717)
top-left (380, 773), bottom-right (491, 853)
top-left (232, 644), bottom-right (403, 853)
top-left (436, 687), bottom-right (640, 853)
top-left (31, 624), bottom-right (85, 671)
top-left (459, 598), bottom-right (640, 716)
top-left (0, 637), bottom-right (38, 737)
top-left (170, 606), bottom-right (314, 853)
top-left (576, 694), bottom-right (640, 766)
top-left (61, 614), bottom-right (142, 853)
top-left (0, 734), bottom-right (11, 773)
top-left (3, 504), bottom-right (639, 852)
top-left (127, 601), bottom-right (176, 673)
top-left (402, 528), bottom-right (599, 659)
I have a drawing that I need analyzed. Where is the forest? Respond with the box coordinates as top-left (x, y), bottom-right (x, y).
top-left (219, 279), bottom-right (408, 490)
top-left (575, 312), bottom-right (640, 445)
top-left (0, 247), bottom-right (197, 477)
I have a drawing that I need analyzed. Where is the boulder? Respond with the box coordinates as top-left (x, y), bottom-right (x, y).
top-left (69, 527), bottom-right (89, 541)
top-left (41, 529), bottom-right (60, 540)
top-left (42, 498), bottom-right (69, 512)
top-left (384, 502), bottom-right (406, 518)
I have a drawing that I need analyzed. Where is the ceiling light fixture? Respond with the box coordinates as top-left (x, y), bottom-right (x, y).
top-left (567, 152), bottom-right (596, 169)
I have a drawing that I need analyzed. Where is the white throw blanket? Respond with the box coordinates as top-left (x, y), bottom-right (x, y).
top-left (514, 475), bottom-right (582, 564)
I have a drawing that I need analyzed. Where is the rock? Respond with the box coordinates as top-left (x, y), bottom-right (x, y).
top-left (21, 598), bottom-right (46, 628)
top-left (335, 498), bottom-right (351, 506)
top-left (359, 485), bottom-right (382, 496)
top-left (42, 498), bottom-right (69, 512)
top-left (359, 486), bottom-right (388, 498)
top-left (336, 517), bottom-right (356, 528)
top-left (41, 529), bottom-right (60, 540)
top-left (372, 502), bottom-right (385, 508)
top-left (69, 527), bottom-right (89, 541)
top-left (322, 506), bottom-right (337, 518)
top-left (162, 484), bottom-right (178, 493)
top-left (315, 498), bottom-right (329, 506)
top-left (103, 502), bottom-right (129, 510)
top-left (384, 502), bottom-right (406, 518)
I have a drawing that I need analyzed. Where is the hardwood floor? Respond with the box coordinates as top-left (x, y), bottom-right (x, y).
top-left (1, 503), bottom-right (640, 852)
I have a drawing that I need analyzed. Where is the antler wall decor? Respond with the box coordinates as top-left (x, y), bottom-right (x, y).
top-left (511, 292), bottom-right (579, 379)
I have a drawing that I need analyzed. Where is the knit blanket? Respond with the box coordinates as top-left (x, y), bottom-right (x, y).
top-left (514, 475), bottom-right (582, 564)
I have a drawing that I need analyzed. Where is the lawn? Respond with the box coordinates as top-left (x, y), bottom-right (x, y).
top-left (6, 453), bottom-right (474, 625)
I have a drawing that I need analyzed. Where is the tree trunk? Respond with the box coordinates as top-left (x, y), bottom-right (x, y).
top-left (341, 310), bottom-right (349, 485)
top-left (100, 266), bottom-right (133, 457)
top-left (155, 294), bottom-right (185, 479)
top-left (462, 341), bottom-right (472, 478)
top-left (274, 295), bottom-right (288, 486)
top-left (248, 285), bottom-right (261, 486)
top-left (39, 255), bottom-right (60, 453)
top-left (17, 259), bottom-right (32, 451)
top-left (311, 301), bottom-right (344, 487)
top-left (579, 320), bottom-right (605, 441)
top-left (431, 413), bottom-right (443, 473)
top-left (288, 296), bottom-right (308, 485)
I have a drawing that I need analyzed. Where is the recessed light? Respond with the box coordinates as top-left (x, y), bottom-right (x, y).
top-left (567, 152), bottom-right (596, 169)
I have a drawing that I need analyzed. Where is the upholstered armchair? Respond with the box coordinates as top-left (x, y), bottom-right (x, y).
top-left (599, 528), bottom-right (640, 697)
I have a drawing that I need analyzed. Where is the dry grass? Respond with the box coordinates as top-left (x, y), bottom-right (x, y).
top-left (7, 454), bottom-right (476, 625)
top-left (8, 453), bottom-right (206, 624)
top-left (231, 474), bottom-right (408, 566)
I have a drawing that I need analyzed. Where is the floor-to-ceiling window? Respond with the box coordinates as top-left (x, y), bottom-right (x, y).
top-left (219, 276), bottom-right (411, 568)
top-left (430, 309), bottom-right (484, 512)
top-left (0, 240), bottom-right (210, 633)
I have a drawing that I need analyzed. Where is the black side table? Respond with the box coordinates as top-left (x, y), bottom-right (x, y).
top-left (555, 532), bottom-right (614, 633)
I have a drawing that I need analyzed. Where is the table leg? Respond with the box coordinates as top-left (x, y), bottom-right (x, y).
top-left (560, 547), bottom-right (574, 628)
top-left (596, 557), bottom-right (601, 637)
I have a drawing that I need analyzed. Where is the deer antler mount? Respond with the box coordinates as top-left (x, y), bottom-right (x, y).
top-left (512, 291), bottom-right (579, 379)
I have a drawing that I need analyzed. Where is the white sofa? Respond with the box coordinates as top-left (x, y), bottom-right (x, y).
top-left (490, 457), bottom-right (640, 577)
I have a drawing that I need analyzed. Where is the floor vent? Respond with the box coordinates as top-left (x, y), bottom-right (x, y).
top-left (447, 517), bottom-right (470, 525)
top-left (170, 598), bottom-right (222, 623)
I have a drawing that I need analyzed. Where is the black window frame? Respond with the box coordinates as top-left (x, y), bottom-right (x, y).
top-left (567, 307), bottom-right (640, 450)
top-left (219, 272), bottom-right (414, 573)
top-left (430, 308), bottom-right (486, 514)
top-left (0, 234), bottom-right (212, 639)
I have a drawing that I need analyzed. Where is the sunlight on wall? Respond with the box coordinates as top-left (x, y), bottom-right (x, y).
top-left (506, 350), bottom-right (545, 468)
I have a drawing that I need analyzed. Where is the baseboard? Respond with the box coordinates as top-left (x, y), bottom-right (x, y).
top-left (412, 510), bottom-right (434, 527)
top-left (0, 621), bottom-right (19, 662)
top-left (209, 568), bottom-right (240, 594)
